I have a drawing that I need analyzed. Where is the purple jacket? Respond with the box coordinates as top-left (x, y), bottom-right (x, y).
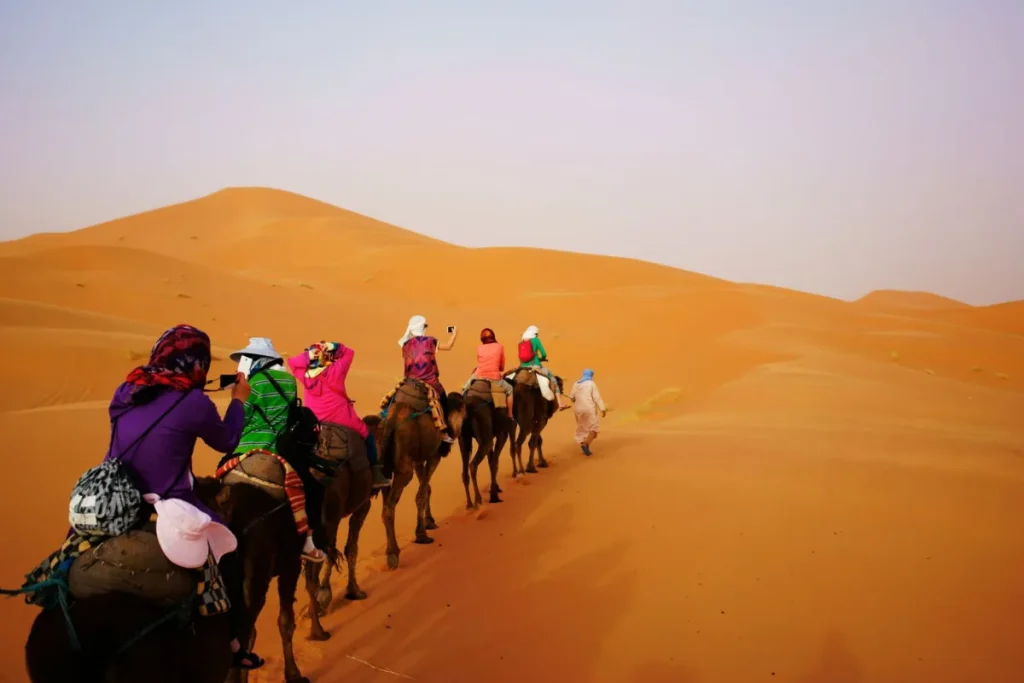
top-left (104, 383), bottom-right (244, 523)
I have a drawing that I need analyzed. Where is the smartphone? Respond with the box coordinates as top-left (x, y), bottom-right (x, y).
top-left (218, 374), bottom-right (237, 390)
top-left (236, 355), bottom-right (253, 376)
top-left (447, 325), bottom-right (456, 334)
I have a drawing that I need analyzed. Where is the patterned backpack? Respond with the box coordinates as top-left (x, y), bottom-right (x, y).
top-left (69, 392), bottom-right (188, 537)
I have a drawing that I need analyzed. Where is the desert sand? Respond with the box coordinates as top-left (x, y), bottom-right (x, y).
top-left (1, 187), bottom-right (1023, 683)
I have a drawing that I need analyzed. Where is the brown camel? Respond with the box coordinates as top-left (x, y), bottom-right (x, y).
top-left (509, 368), bottom-right (563, 475)
top-left (377, 381), bottom-right (446, 570)
top-left (23, 479), bottom-right (293, 683)
top-left (301, 417), bottom-right (375, 640)
top-left (447, 384), bottom-right (515, 509)
top-left (218, 415), bottom-right (376, 649)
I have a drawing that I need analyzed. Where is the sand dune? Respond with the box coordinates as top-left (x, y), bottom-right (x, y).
top-left (1, 188), bottom-right (1023, 682)
top-left (854, 289), bottom-right (969, 311)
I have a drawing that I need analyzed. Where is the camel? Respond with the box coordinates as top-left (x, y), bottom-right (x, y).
top-left (218, 415), bottom-right (376, 646)
top-left (447, 383), bottom-right (515, 509)
top-left (377, 380), bottom-right (447, 570)
top-left (509, 368), bottom-right (563, 476)
top-left (300, 417), bottom-right (375, 639)
top-left (23, 479), bottom-right (291, 683)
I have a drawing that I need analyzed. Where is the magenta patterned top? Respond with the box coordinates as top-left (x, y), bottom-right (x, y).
top-left (403, 336), bottom-right (439, 384)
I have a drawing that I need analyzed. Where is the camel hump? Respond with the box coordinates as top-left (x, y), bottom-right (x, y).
top-left (68, 530), bottom-right (195, 606)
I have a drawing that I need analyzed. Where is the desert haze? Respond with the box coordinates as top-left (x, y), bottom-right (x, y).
top-left (1, 187), bottom-right (1023, 683)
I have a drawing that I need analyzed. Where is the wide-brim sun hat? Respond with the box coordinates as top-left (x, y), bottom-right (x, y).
top-left (153, 497), bottom-right (238, 569)
top-left (230, 337), bottom-right (282, 362)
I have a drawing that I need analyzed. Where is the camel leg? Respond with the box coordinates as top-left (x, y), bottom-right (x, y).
top-left (344, 499), bottom-right (371, 600)
top-left (487, 443), bottom-right (503, 504)
top-left (526, 431), bottom-right (539, 474)
top-left (469, 438), bottom-right (489, 508)
top-left (536, 433), bottom-right (549, 468)
top-left (276, 554), bottom-right (308, 683)
top-left (315, 562), bottom-right (334, 616)
top-left (315, 473), bottom-right (347, 615)
top-left (460, 432), bottom-right (474, 510)
top-left (514, 425), bottom-right (531, 476)
top-left (382, 468), bottom-right (415, 570)
top-left (413, 460), bottom-right (436, 544)
top-left (492, 421), bottom-right (509, 496)
top-left (304, 560), bottom-right (330, 641)
top-left (425, 481), bottom-right (438, 530)
top-left (242, 554), bottom-right (272, 658)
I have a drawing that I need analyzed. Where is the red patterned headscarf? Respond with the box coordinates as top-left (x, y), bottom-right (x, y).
top-left (125, 324), bottom-right (212, 397)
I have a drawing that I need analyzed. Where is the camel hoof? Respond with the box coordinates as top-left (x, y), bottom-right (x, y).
top-left (307, 630), bottom-right (331, 642)
top-left (387, 553), bottom-right (400, 570)
top-left (426, 519), bottom-right (439, 530)
top-left (526, 465), bottom-right (538, 474)
top-left (490, 495), bottom-right (503, 504)
top-left (345, 588), bottom-right (368, 601)
top-left (495, 485), bottom-right (503, 494)
top-left (413, 535), bottom-right (435, 545)
top-left (538, 460), bottom-right (549, 469)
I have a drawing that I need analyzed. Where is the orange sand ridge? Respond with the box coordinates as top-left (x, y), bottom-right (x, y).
top-left (1, 187), bottom-right (1022, 682)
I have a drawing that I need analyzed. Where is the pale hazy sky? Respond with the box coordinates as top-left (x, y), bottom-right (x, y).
top-left (1, 1), bottom-right (1022, 303)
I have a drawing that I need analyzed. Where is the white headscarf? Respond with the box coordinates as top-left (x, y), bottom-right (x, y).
top-left (522, 325), bottom-right (539, 341)
top-left (399, 315), bottom-right (428, 347)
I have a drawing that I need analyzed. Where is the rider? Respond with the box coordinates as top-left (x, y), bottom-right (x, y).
top-left (288, 341), bottom-right (391, 489)
top-left (398, 315), bottom-right (457, 444)
top-left (519, 325), bottom-right (571, 410)
top-left (101, 324), bottom-right (264, 670)
top-left (231, 336), bottom-right (327, 563)
top-left (461, 327), bottom-right (514, 419)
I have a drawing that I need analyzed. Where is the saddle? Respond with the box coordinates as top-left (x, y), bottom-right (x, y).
top-left (467, 379), bottom-right (507, 409)
top-left (68, 529), bottom-right (195, 607)
top-left (65, 513), bottom-right (229, 618)
top-left (393, 379), bottom-right (433, 413)
top-left (220, 451), bottom-right (290, 502)
top-left (316, 422), bottom-right (370, 476)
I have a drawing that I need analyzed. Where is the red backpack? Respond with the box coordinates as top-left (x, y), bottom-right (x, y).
top-left (518, 339), bottom-right (535, 363)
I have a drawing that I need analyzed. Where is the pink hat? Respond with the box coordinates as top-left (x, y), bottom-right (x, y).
top-left (153, 497), bottom-right (237, 569)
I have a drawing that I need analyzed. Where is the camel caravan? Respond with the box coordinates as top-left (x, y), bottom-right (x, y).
top-left (3, 316), bottom-right (607, 683)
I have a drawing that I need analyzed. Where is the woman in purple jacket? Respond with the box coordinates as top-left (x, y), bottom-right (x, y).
top-left (105, 324), bottom-right (262, 670)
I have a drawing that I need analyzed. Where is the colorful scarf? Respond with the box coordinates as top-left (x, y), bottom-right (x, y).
top-left (305, 341), bottom-right (340, 378)
top-left (124, 325), bottom-right (211, 399)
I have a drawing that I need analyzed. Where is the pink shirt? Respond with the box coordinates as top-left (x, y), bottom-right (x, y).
top-left (474, 342), bottom-right (506, 380)
top-left (287, 346), bottom-right (368, 440)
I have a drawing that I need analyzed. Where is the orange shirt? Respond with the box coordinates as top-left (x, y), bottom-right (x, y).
top-left (474, 342), bottom-right (505, 380)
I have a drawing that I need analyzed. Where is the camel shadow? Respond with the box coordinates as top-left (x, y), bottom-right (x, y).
top-left (304, 456), bottom-right (639, 682)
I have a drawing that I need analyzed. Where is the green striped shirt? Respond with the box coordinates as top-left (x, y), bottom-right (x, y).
top-left (237, 367), bottom-right (298, 454)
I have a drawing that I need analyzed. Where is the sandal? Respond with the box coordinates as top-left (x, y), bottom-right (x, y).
top-left (302, 548), bottom-right (327, 564)
top-left (232, 649), bottom-right (265, 670)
